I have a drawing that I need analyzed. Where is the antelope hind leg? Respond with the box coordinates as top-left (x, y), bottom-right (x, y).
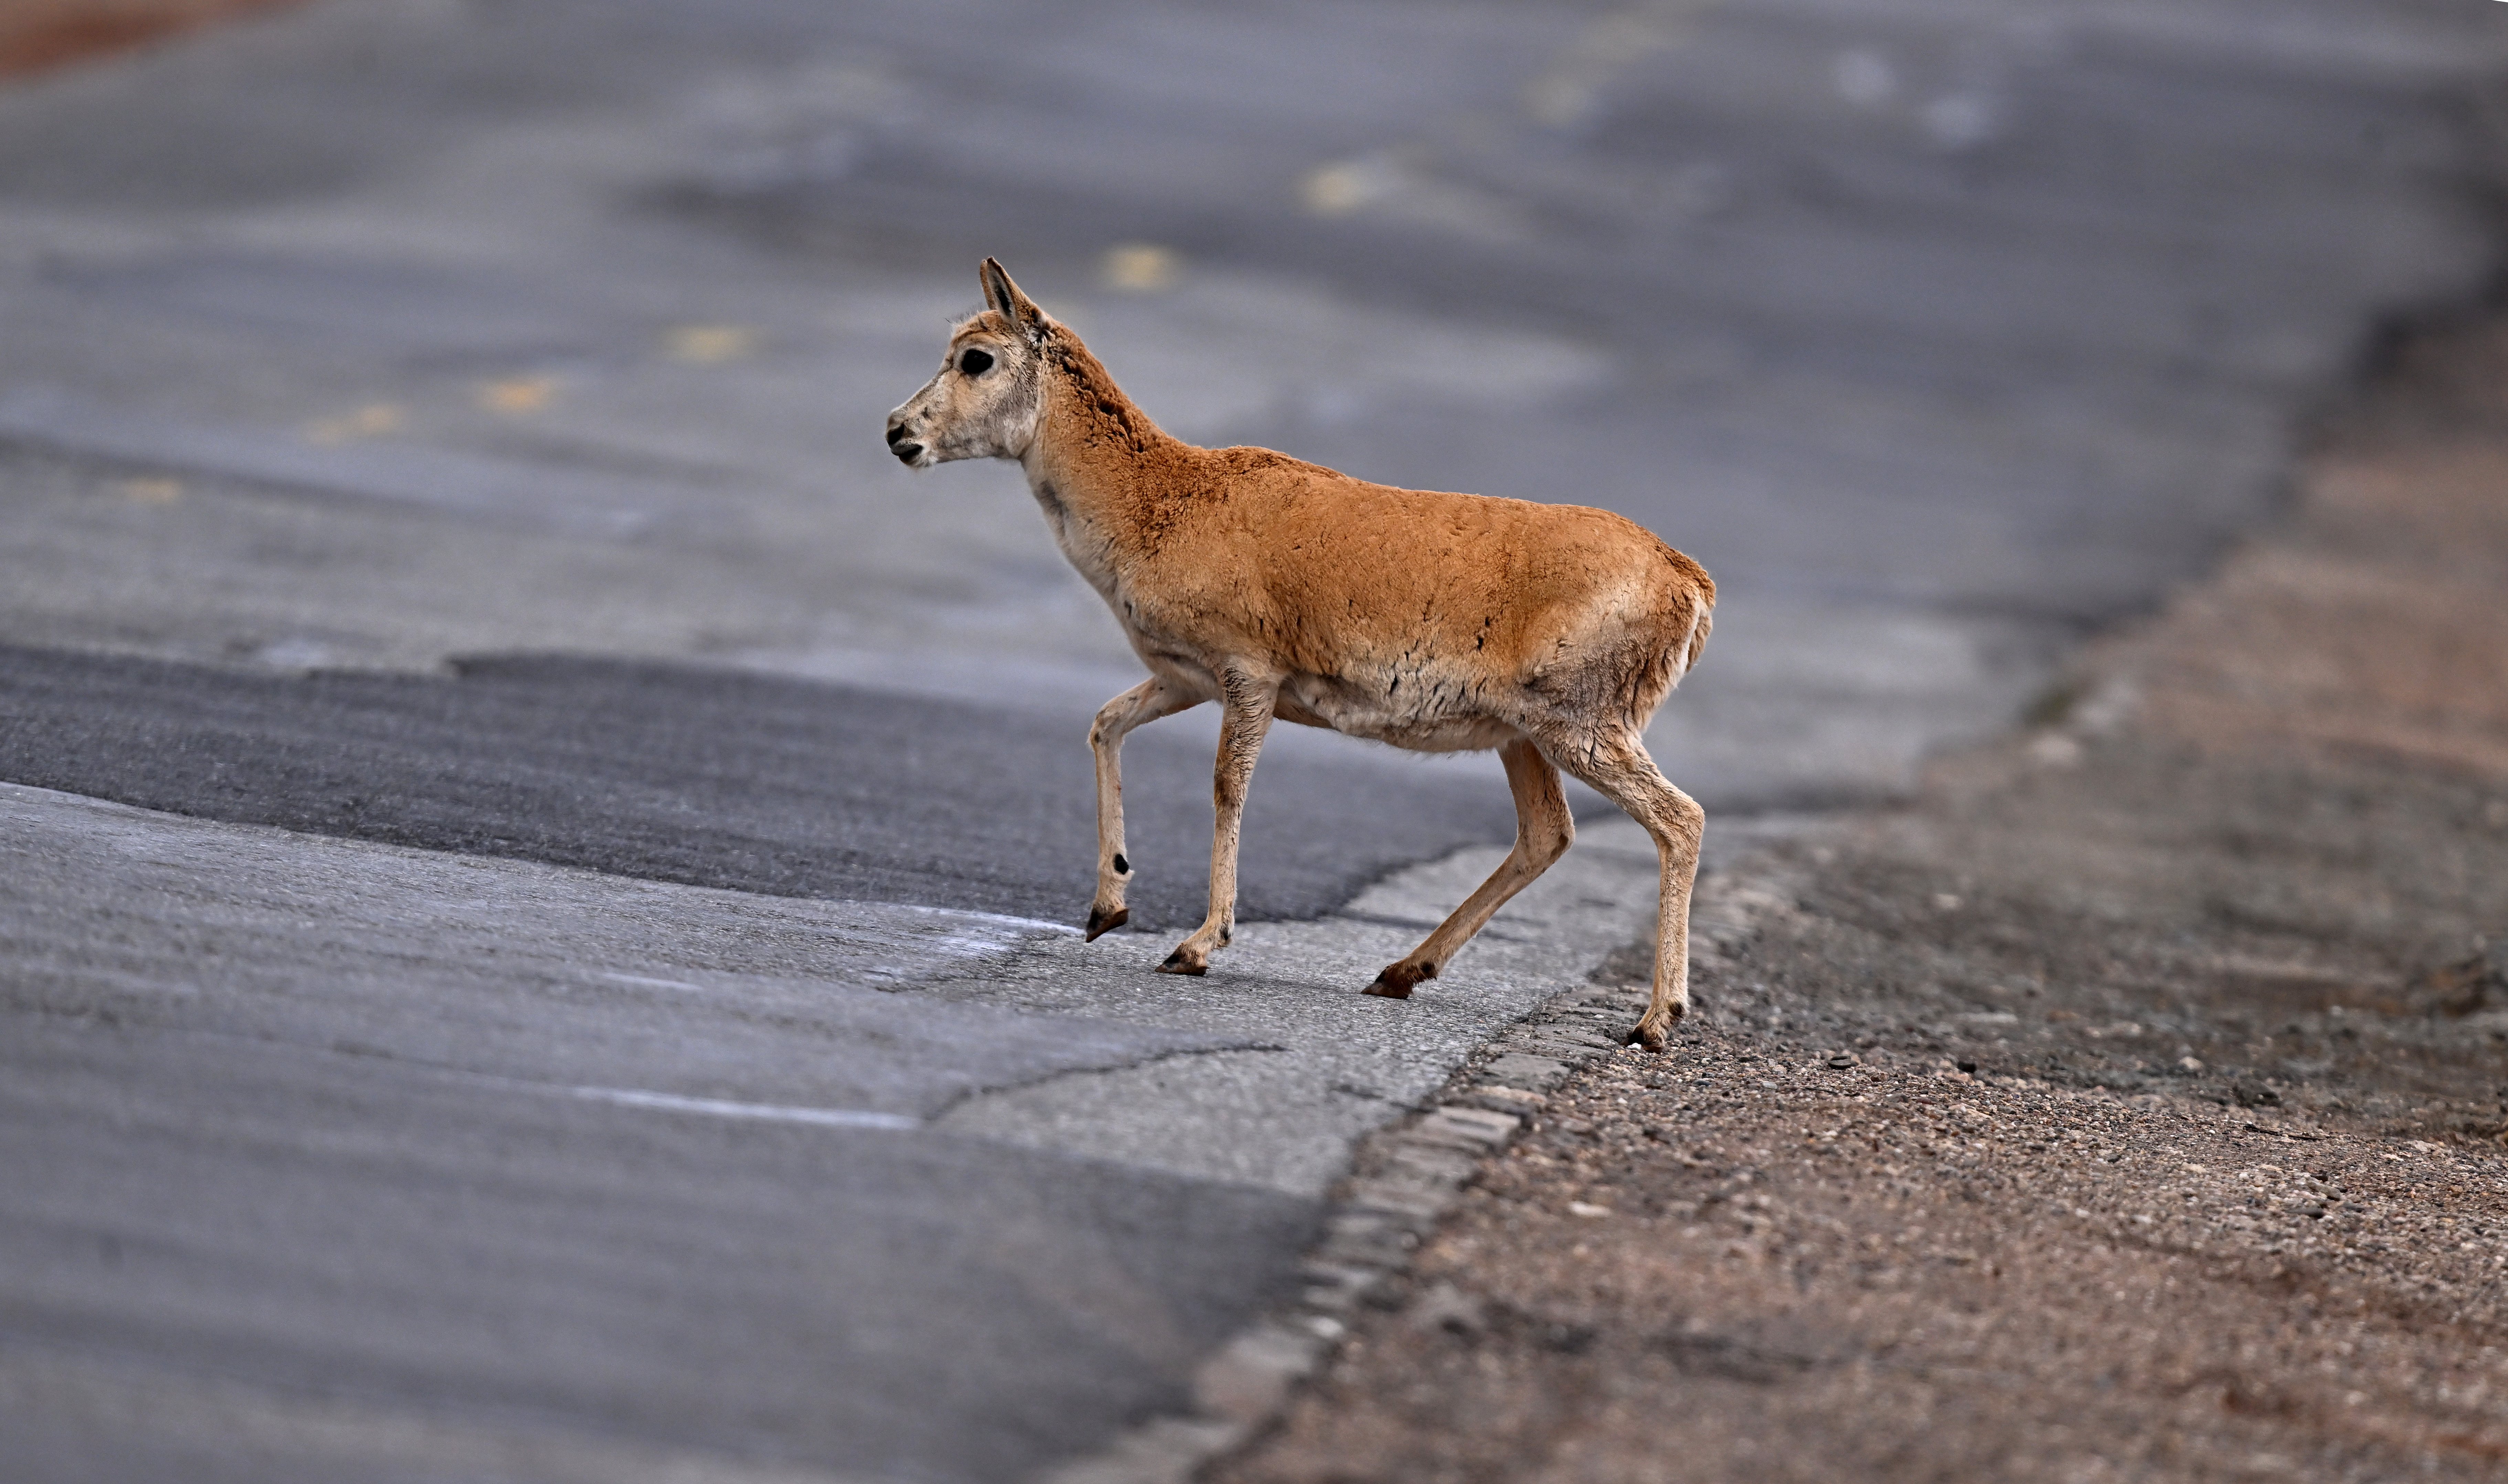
top-left (1368, 736), bottom-right (1574, 998)
top-left (1543, 729), bottom-right (1703, 1051)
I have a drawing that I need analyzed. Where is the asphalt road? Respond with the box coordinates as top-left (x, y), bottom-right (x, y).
top-left (0, 643), bottom-right (1513, 927)
top-left (3, 1), bottom-right (2507, 1480)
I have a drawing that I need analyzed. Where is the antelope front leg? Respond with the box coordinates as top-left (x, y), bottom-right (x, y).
top-left (1086, 677), bottom-right (1200, 940)
top-left (1157, 668), bottom-right (1277, 976)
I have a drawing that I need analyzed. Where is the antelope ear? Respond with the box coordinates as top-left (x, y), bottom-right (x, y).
top-left (979, 257), bottom-right (1041, 340)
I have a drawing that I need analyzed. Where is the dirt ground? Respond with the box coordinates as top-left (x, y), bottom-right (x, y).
top-left (0, 0), bottom-right (300, 77)
top-left (1209, 315), bottom-right (2508, 1482)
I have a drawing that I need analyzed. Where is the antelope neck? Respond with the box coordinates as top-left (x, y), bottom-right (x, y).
top-left (1018, 333), bottom-right (1193, 546)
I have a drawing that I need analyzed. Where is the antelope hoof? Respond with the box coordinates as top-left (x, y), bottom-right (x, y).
top-left (1084, 904), bottom-right (1129, 942)
top-left (1156, 945), bottom-right (1208, 976)
top-left (1625, 1001), bottom-right (1685, 1052)
top-left (1363, 960), bottom-right (1435, 1000)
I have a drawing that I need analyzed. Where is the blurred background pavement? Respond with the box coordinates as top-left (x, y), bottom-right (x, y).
top-left (5, 0), bottom-right (2504, 802)
top-left (4, 2), bottom-right (2508, 1481)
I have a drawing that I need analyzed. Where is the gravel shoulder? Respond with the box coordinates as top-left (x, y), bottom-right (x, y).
top-left (1209, 315), bottom-right (2508, 1481)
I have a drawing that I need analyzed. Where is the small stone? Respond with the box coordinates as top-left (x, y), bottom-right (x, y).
top-left (1193, 1322), bottom-right (1325, 1424)
top-left (1408, 1281), bottom-right (1485, 1337)
top-left (2231, 1079), bottom-right (2281, 1108)
top-left (1460, 1087), bottom-right (1547, 1117)
top-left (1485, 1052), bottom-right (1571, 1090)
top-left (2028, 731), bottom-right (2084, 767)
top-left (1417, 1106), bottom-right (1521, 1149)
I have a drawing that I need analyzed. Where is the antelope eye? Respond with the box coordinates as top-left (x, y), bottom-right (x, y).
top-left (957, 348), bottom-right (995, 376)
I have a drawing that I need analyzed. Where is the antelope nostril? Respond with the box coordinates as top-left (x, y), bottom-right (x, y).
top-left (885, 423), bottom-right (911, 447)
top-left (891, 442), bottom-right (924, 463)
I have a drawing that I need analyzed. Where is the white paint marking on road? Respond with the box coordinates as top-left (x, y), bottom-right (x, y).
top-left (923, 932), bottom-right (1042, 963)
top-left (896, 902), bottom-right (1086, 937)
top-left (568, 1085), bottom-right (920, 1130)
top-left (596, 970), bottom-right (706, 991)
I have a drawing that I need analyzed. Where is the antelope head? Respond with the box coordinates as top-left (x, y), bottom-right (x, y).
top-left (884, 257), bottom-right (1049, 469)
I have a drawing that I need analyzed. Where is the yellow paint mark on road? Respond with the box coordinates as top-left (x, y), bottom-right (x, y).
top-left (665, 324), bottom-right (757, 364)
top-left (118, 476), bottom-right (183, 504)
top-left (1521, 4), bottom-right (1703, 128)
top-left (478, 375), bottom-right (559, 415)
top-left (303, 402), bottom-right (404, 445)
top-left (1300, 161), bottom-right (1378, 215)
top-left (1100, 243), bottom-right (1179, 292)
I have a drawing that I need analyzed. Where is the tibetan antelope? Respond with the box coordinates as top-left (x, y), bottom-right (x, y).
top-left (884, 260), bottom-right (1714, 1049)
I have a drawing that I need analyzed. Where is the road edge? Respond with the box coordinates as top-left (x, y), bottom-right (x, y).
top-left (1037, 843), bottom-right (1813, 1484)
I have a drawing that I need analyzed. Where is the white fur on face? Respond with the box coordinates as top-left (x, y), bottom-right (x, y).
top-left (886, 326), bottom-right (1043, 466)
